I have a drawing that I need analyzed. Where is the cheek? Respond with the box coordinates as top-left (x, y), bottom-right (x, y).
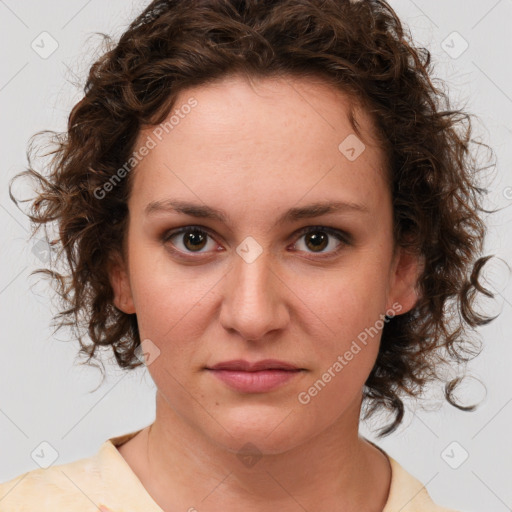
top-left (295, 274), bottom-right (386, 418)
top-left (127, 242), bottom-right (216, 337)
top-left (293, 252), bottom-right (392, 395)
top-left (303, 259), bottom-right (391, 340)
top-left (126, 256), bottom-right (229, 394)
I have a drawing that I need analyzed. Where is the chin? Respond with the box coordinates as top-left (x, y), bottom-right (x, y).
top-left (205, 404), bottom-right (309, 456)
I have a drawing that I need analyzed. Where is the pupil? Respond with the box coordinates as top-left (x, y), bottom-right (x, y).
top-left (185, 231), bottom-right (206, 251)
top-left (307, 232), bottom-right (327, 251)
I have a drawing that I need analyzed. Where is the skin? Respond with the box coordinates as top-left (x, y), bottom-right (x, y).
top-left (109, 73), bottom-right (421, 512)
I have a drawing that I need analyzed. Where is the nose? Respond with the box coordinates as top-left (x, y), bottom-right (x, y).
top-left (219, 248), bottom-right (289, 342)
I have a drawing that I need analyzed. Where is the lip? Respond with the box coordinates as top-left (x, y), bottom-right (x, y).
top-left (208, 359), bottom-right (301, 371)
top-left (206, 359), bottom-right (304, 393)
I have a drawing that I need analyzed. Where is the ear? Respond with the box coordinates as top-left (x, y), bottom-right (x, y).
top-left (386, 245), bottom-right (424, 315)
top-left (108, 252), bottom-right (136, 314)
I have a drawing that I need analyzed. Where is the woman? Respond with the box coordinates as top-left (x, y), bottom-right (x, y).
top-left (1, 0), bottom-right (496, 510)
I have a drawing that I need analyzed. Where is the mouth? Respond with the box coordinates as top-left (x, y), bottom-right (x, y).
top-left (207, 359), bottom-right (302, 372)
top-left (205, 359), bottom-right (305, 393)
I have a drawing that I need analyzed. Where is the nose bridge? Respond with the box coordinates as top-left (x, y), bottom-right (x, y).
top-left (220, 245), bottom-right (287, 340)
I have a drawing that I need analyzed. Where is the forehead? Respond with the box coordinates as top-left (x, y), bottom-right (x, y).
top-left (163, 72), bottom-right (382, 153)
top-left (130, 73), bottom-right (388, 215)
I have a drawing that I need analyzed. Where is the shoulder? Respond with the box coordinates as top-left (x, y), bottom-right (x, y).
top-left (384, 454), bottom-right (463, 512)
top-left (0, 430), bottom-right (148, 511)
top-left (0, 446), bottom-right (110, 510)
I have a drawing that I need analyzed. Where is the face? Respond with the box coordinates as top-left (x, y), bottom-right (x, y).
top-left (110, 73), bottom-right (420, 454)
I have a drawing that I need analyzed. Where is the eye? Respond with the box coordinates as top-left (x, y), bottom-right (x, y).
top-left (162, 226), bottom-right (219, 255)
top-left (161, 225), bottom-right (351, 259)
top-left (291, 226), bottom-right (350, 256)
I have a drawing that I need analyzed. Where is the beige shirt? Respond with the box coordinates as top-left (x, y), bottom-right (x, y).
top-left (0, 429), bottom-right (460, 511)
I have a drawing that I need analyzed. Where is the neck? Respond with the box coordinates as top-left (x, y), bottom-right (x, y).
top-left (124, 391), bottom-right (391, 512)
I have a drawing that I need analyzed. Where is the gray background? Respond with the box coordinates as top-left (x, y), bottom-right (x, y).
top-left (1, 1), bottom-right (511, 510)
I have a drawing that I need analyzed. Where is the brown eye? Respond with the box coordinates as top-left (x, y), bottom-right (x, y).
top-left (304, 231), bottom-right (329, 252)
top-left (162, 227), bottom-right (216, 254)
top-left (293, 227), bottom-right (350, 256)
top-left (182, 230), bottom-right (208, 251)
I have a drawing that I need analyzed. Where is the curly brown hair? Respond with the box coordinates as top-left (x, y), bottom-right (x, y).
top-left (10, 0), bottom-right (499, 436)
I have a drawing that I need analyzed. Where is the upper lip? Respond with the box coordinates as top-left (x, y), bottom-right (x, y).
top-left (207, 359), bottom-right (301, 371)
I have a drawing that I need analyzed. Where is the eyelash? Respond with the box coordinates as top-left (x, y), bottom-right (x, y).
top-left (161, 225), bottom-right (351, 260)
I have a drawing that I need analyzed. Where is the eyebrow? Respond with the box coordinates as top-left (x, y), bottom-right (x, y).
top-left (145, 199), bottom-right (369, 227)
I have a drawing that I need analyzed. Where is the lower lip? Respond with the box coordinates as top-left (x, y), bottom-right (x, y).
top-left (207, 369), bottom-right (302, 393)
